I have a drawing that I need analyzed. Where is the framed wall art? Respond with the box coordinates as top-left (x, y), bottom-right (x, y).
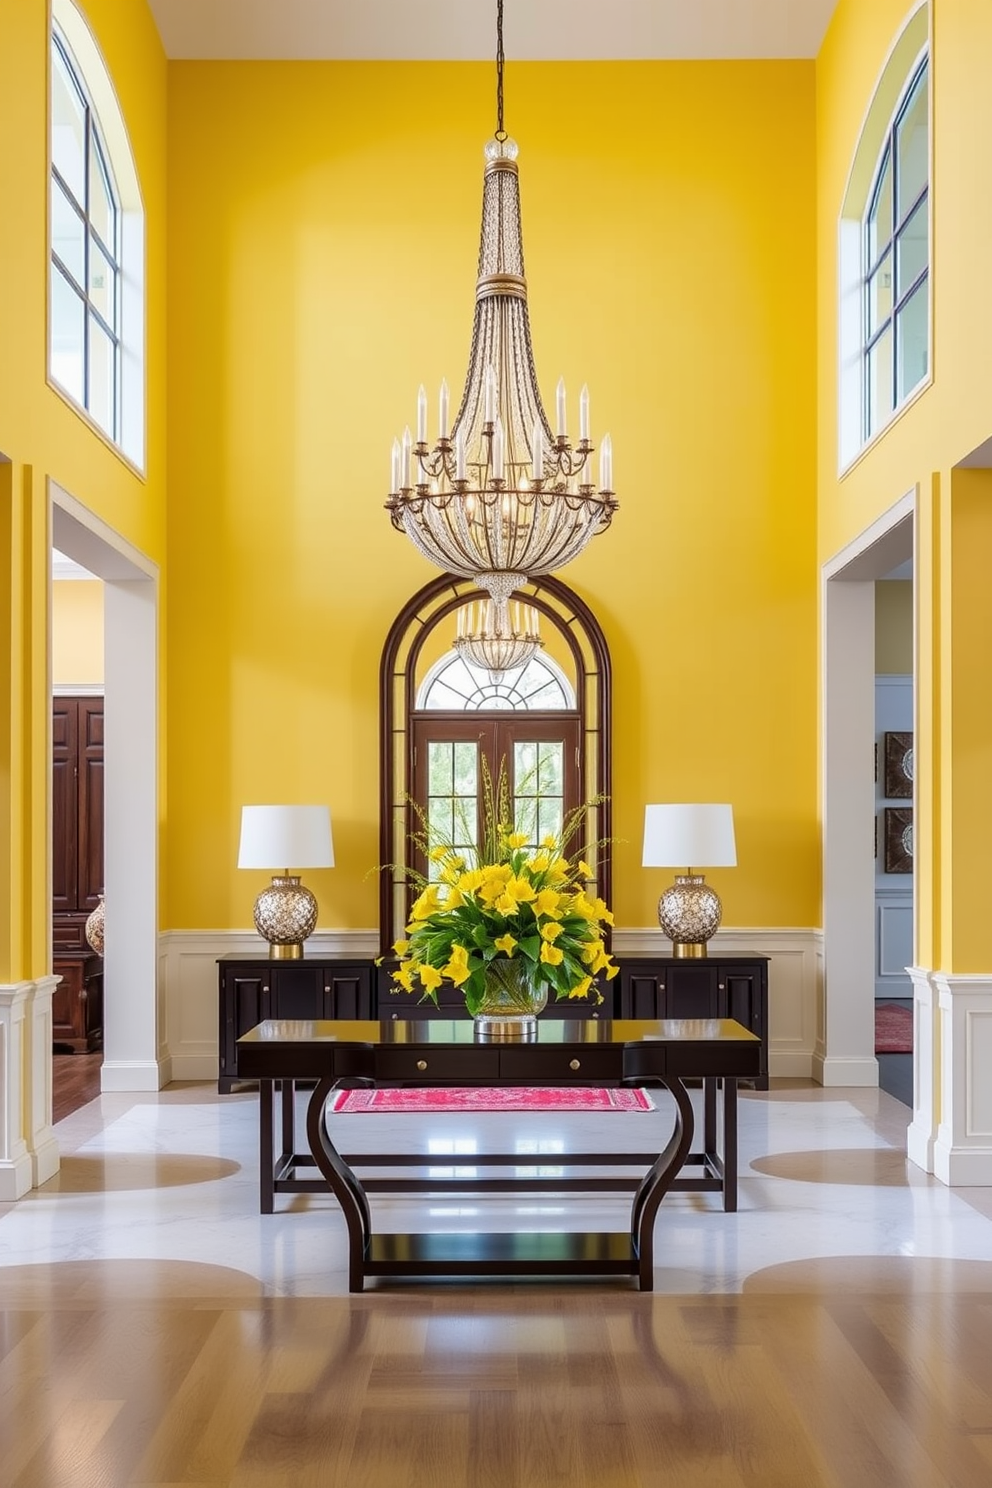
top-left (884, 806), bottom-right (913, 874)
top-left (884, 731), bottom-right (913, 799)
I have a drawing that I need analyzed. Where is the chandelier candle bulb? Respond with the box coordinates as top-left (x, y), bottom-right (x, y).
top-left (600, 433), bottom-right (613, 492)
top-left (417, 385), bottom-right (428, 445)
top-left (484, 366), bottom-right (497, 423)
top-left (439, 379), bottom-right (450, 439)
top-left (579, 384), bottom-right (590, 442)
top-left (556, 377), bottom-right (567, 437)
top-left (391, 439), bottom-right (401, 494)
top-left (455, 427), bottom-right (467, 480)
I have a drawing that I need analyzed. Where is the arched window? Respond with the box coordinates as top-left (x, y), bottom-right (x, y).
top-left (862, 57), bottom-right (929, 440)
top-left (49, 3), bottom-right (145, 468)
top-left (837, 6), bottom-right (930, 468)
top-left (379, 575), bottom-right (612, 951)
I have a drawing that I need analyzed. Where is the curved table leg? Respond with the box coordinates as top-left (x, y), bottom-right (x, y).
top-left (625, 1075), bottom-right (695, 1290)
top-left (305, 1077), bottom-right (374, 1292)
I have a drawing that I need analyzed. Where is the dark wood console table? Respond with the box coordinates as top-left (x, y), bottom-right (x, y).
top-left (237, 1016), bottom-right (760, 1291)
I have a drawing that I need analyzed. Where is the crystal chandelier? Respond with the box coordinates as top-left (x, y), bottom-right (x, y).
top-left (385, 0), bottom-right (618, 631)
top-left (453, 597), bottom-right (543, 685)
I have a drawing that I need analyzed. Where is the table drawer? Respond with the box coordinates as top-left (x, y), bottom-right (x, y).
top-left (498, 1046), bottom-right (623, 1083)
top-left (375, 1047), bottom-right (501, 1083)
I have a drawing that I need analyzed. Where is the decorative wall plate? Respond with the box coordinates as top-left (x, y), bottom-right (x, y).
top-left (884, 731), bottom-right (914, 799)
top-left (884, 806), bottom-right (913, 874)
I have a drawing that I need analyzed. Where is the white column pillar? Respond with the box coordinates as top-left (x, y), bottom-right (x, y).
top-left (26, 974), bottom-right (60, 1186)
top-left (102, 578), bottom-right (163, 1091)
top-left (818, 574), bottom-right (878, 1085)
top-left (0, 981), bottom-right (34, 1199)
top-left (906, 965), bottom-right (936, 1173)
top-left (933, 973), bottom-right (992, 1185)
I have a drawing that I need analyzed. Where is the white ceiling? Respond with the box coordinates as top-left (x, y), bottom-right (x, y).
top-left (146, 0), bottom-right (841, 62)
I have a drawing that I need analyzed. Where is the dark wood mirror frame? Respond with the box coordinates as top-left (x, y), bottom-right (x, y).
top-left (378, 573), bottom-right (613, 954)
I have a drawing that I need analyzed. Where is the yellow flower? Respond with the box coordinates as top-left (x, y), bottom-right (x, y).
top-left (458, 868), bottom-right (485, 894)
top-left (392, 963), bottom-right (416, 992)
top-left (494, 933), bottom-right (518, 955)
top-left (419, 964), bottom-right (443, 992)
top-left (447, 942), bottom-right (470, 965)
top-left (581, 939), bottom-right (603, 965)
top-left (540, 920), bottom-right (564, 943)
top-left (541, 834), bottom-right (558, 848)
top-left (592, 896), bottom-right (615, 927)
top-left (527, 851), bottom-right (551, 873)
top-left (392, 939), bottom-right (409, 956)
top-left (568, 975), bottom-right (594, 1000)
top-left (506, 831), bottom-right (529, 849)
top-left (504, 875), bottom-right (537, 904)
top-left (576, 860), bottom-right (593, 878)
top-left (494, 892), bottom-right (519, 916)
top-left (410, 885), bottom-right (442, 921)
top-left (429, 845), bottom-right (449, 862)
top-left (572, 895), bottom-right (598, 922)
top-left (533, 888), bottom-right (561, 917)
top-left (442, 886), bottom-right (464, 910)
top-left (442, 953), bottom-right (471, 986)
top-left (481, 863), bottom-right (512, 883)
top-left (604, 958), bottom-right (619, 981)
top-left (540, 942), bottom-right (564, 966)
top-left (545, 858), bottom-right (570, 883)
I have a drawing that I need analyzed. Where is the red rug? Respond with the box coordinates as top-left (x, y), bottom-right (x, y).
top-left (329, 1087), bottom-right (655, 1114)
top-left (875, 1003), bottom-right (913, 1054)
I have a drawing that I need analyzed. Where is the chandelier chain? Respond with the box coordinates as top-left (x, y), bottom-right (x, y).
top-left (495, 0), bottom-right (506, 141)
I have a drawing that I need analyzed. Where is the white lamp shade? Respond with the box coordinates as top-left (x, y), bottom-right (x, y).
top-left (642, 804), bottom-right (736, 869)
top-left (238, 805), bottom-right (335, 870)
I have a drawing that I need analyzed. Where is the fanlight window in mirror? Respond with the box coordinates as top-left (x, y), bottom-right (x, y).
top-left (417, 649), bottom-right (575, 711)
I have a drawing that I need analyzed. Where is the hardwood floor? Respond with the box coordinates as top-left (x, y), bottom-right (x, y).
top-left (51, 1051), bottom-right (103, 1124)
top-left (4, 1264), bottom-right (992, 1486)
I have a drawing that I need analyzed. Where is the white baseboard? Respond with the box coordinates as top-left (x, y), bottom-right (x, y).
top-left (160, 926), bottom-right (822, 1084)
top-left (812, 1054), bottom-right (880, 1087)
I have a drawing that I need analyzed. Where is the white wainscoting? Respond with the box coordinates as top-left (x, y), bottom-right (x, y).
top-left (876, 896), bottom-right (913, 998)
top-left (159, 926), bottom-right (822, 1084)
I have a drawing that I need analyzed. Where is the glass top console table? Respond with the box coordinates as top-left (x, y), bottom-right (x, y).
top-left (237, 1016), bottom-right (761, 1292)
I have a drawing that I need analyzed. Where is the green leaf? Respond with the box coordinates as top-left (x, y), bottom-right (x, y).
top-left (518, 935), bottom-right (541, 963)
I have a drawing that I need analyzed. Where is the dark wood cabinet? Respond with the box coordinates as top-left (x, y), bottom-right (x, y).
top-left (52, 696), bottom-right (104, 1048)
top-left (218, 955), bottom-right (375, 1091)
top-left (52, 952), bottom-right (103, 1053)
top-left (617, 955), bottom-right (769, 1087)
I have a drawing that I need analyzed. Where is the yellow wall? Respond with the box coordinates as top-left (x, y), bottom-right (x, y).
top-left (52, 579), bottom-right (103, 684)
top-left (875, 580), bottom-right (913, 674)
top-left (0, 0), bottom-right (166, 979)
top-left (817, 0), bottom-right (992, 972)
top-left (165, 59), bottom-right (818, 933)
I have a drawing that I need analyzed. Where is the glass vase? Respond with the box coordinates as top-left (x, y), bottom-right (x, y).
top-left (474, 957), bottom-right (548, 1039)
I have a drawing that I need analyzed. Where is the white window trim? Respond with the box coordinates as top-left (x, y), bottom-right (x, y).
top-left (837, 5), bottom-right (931, 477)
top-left (49, 0), bottom-right (146, 474)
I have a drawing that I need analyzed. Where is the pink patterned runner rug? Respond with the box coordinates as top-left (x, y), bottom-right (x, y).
top-left (875, 1002), bottom-right (913, 1054)
top-left (330, 1087), bottom-right (655, 1114)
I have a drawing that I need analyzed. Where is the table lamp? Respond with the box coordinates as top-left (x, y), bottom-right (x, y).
top-left (238, 805), bottom-right (334, 959)
top-left (642, 803), bottom-right (736, 958)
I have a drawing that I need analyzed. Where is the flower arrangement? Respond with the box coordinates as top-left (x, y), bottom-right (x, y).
top-left (390, 763), bottom-right (618, 1015)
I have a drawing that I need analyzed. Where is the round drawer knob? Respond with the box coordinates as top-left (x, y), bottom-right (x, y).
top-left (416, 1059), bottom-right (428, 1071)
top-left (569, 1058), bottom-right (581, 1071)
top-left (392, 1013), bottom-right (399, 1020)
top-left (592, 1012), bottom-right (600, 1019)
